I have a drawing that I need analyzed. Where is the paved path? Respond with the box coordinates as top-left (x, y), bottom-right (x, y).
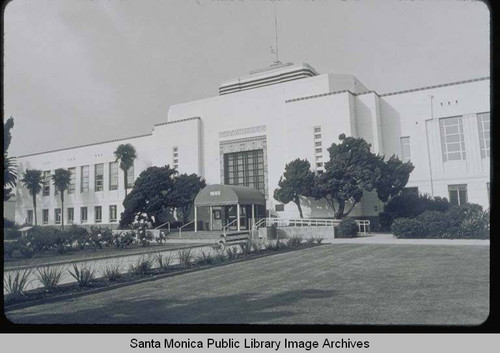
top-left (327, 233), bottom-right (490, 246)
top-left (6, 243), bottom-right (489, 325)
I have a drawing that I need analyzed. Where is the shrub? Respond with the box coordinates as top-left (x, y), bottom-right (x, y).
top-left (416, 211), bottom-right (450, 238)
top-left (4, 241), bottom-right (17, 258)
top-left (314, 236), bottom-right (324, 244)
top-left (446, 204), bottom-right (489, 239)
top-left (129, 255), bottom-right (153, 274)
top-left (4, 218), bottom-right (17, 229)
top-left (238, 241), bottom-right (251, 256)
top-left (196, 250), bottom-right (216, 265)
top-left (113, 231), bottom-right (135, 249)
top-left (250, 239), bottom-right (265, 252)
top-left (68, 262), bottom-right (96, 287)
top-left (16, 238), bottom-right (37, 258)
top-left (391, 218), bottom-right (426, 239)
top-left (4, 268), bottom-right (32, 298)
top-left (286, 235), bottom-right (303, 247)
top-left (102, 262), bottom-right (122, 281)
top-left (4, 228), bottom-right (21, 240)
top-left (35, 266), bottom-right (65, 290)
top-left (178, 248), bottom-right (194, 268)
top-left (155, 231), bottom-right (168, 244)
top-left (66, 225), bottom-right (89, 250)
top-left (337, 217), bottom-right (359, 238)
top-left (225, 246), bottom-right (239, 260)
top-left (88, 226), bottom-right (113, 250)
top-left (378, 212), bottom-right (394, 232)
top-left (385, 193), bottom-right (450, 219)
top-left (154, 252), bottom-right (173, 270)
top-left (137, 229), bottom-right (154, 247)
top-left (306, 237), bottom-right (315, 245)
top-left (25, 226), bottom-right (60, 253)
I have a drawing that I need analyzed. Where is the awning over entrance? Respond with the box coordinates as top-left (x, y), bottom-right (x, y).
top-left (194, 184), bottom-right (266, 207)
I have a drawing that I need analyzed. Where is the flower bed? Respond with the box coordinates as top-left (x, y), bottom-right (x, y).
top-left (4, 237), bottom-right (323, 308)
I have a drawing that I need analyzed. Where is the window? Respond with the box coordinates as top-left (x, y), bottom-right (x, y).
top-left (81, 207), bottom-right (88, 223)
top-left (314, 134), bottom-right (321, 139)
top-left (68, 168), bottom-right (76, 194)
top-left (448, 184), bottom-right (468, 206)
top-left (314, 127), bottom-right (321, 133)
top-left (55, 208), bottom-right (62, 224)
top-left (81, 165), bottom-right (89, 192)
top-left (109, 205), bottom-right (117, 222)
top-left (42, 209), bottom-right (49, 224)
top-left (440, 116), bottom-right (466, 161)
top-left (67, 208), bottom-right (74, 224)
top-left (43, 171), bottom-right (51, 196)
top-left (126, 165), bottom-right (135, 188)
top-left (27, 210), bottom-right (33, 225)
top-left (95, 206), bottom-right (102, 223)
top-left (172, 146), bottom-right (179, 170)
top-left (315, 141), bottom-right (322, 147)
top-left (315, 148), bottom-right (322, 153)
top-left (402, 187), bottom-right (419, 196)
top-left (224, 149), bottom-right (265, 192)
top-left (477, 112), bottom-right (490, 158)
top-left (275, 204), bottom-right (284, 212)
top-left (316, 162), bottom-right (323, 168)
top-left (95, 164), bottom-right (104, 191)
top-left (109, 162), bottom-right (118, 191)
top-left (400, 136), bottom-right (411, 162)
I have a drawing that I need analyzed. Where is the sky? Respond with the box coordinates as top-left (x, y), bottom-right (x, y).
top-left (4, 0), bottom-right (490, 157)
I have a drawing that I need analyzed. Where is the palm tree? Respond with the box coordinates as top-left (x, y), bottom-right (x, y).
top-left (20, 169), bottom-right (43, 225)
top-left (114, 143), bottom-right (137, 197)
top-left (52, 168), bottom-right (71, 229)
top-left (4, 116), bottom-right (17, 201)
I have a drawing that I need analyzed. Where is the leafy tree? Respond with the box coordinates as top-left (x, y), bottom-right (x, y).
top-left (52, 168), bottom-right (72, 229)
top-left (114, 143), bottom-right (137, 197)
top-left (273, 159), bottom-right (314, 218)
top-left (312, 134), bottom-right (414, 219)
top-left (171, 173), bottom-right (206, 223)
top-left (373, 155), bottom-right (414, 202)
top-left (120, 165), bottom-right (177, 228)
top-left (4, 116), bottom-right (17, 200)
top-left (20, 169), bottom-right (43, 225)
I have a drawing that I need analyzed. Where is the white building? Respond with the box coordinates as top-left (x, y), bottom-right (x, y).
top-left (14, 62), bottom-right (490, 227)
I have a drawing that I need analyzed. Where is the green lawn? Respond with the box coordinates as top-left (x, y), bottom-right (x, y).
top-left (5, 243), bottom-right (489, 325)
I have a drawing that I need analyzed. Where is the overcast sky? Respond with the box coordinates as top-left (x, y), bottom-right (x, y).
top-left (4, 0), bottom-right (490, 157)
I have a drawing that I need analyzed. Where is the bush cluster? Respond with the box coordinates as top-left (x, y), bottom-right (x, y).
top-left (391, 204), bottom-right (489, 239)
top-left (336, 217), bottom-right (359, 238)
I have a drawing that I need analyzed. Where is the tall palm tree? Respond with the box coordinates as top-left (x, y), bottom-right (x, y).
top-left (20, 169), bottom-right (43, 225)
top-left (52, 168), bottom-right (71, 229)
top-left (4, 116), bottom-right (17, 201)
top-left (114, 143), bottom-right (137, 197)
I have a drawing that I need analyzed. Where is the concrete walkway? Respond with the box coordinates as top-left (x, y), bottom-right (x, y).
top-left (327, 233), bottom-right (490, 246)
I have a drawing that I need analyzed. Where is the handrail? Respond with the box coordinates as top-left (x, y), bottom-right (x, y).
top-left (178, 220), bottom-right (194, 238)
top-left (222, 219), bottom-right (238, 237)
top-left (155, 221), bottom-right (170, 233)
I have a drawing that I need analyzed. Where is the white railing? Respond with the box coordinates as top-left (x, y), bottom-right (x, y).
top-left (155, 221), bottom-right (170, 233)
top-left (356, 220), bottom-right (371, 235)
top-left (222, 219), bottom-right (238, 237)
top-left (178, 220), bottom-right (194, 238)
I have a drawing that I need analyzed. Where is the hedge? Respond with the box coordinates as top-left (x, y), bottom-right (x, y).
top-left (336, 217), bottom-right (359, 238)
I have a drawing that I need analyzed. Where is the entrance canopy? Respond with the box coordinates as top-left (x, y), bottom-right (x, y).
top-left (194, 184), bottom-right (266, 207)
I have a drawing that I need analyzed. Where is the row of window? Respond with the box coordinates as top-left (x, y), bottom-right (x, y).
top-left (41, 163), bottom-right (134, 196)
top-left (400, 112), bottom-right (490, 163)
top-left (404, 183), bottom-right (490, 206)
top-left (27, 205), bottom-right (118, 225)
top-left (313, 126), bottom-right (324, 171)
top-left (223, 149), bottom-right (265, 192)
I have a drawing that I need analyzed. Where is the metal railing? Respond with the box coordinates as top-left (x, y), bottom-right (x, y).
top-left (154, 221), bottom-right (170, 233)
top-left (222, 219), bottom-right (238, 237)
top-left (178, 220), bottom-right (194, 238)
top-left (356, 220), bottom-right (371, 235)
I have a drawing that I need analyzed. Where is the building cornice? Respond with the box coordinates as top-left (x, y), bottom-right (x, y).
top-left (153, 116), bottom-right (201, 127)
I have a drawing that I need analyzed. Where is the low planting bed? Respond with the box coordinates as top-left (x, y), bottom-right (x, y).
top-left (5, 236), bottom-right (323, 309)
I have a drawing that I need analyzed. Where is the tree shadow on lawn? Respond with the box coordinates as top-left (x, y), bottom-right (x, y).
top-left (7, 288), bottom-right (336, 324)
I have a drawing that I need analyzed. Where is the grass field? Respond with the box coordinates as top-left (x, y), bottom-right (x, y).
top-left (5, 243), bottom-right (489, 325)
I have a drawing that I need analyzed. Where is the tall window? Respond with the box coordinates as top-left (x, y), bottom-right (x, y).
top-left (42, 171), bottom-right (51, 196)
top-left (81, 165), bottom-right (89, 192)
top-left (95, 206), bottom-right (102, 223)
top-left (109, 162), bottom-right (119, 191)
top-left (27, 210), bottom-right (33, 225)
top-left (173, 146), bottom-right (179, 170)
top-left (55, 208), bottom-right (62, 224)
top-left (126, 165), bottom-right (134, 189)
top-left (95, 163), bottom-right (104, 191)
top-left (42, 209), bottom-right (49, 224)
top-left (477, 112), bottom-right (490, 159)
top-left (440, 116), bottom-right (466, 162)
top-left (448, 184), bottom-right (468, 206)
top-left (400, 136), bottom-right (411, 162)
top-left (224, 149), bottom-right (265, 192)
top-left (313, 126), bottom-right (323, 172)
top-left (68, 167), bottom-right (76, 194)
top-left (67, 208), bottom-right (74, 224)
top-left (109, 205), bottom-right (117, 222)
top-left (81, 207), bottom-right (88, 223)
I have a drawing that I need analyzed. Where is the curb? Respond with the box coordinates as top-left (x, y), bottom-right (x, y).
top-left (4, 243), bottom-right (322, 312)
